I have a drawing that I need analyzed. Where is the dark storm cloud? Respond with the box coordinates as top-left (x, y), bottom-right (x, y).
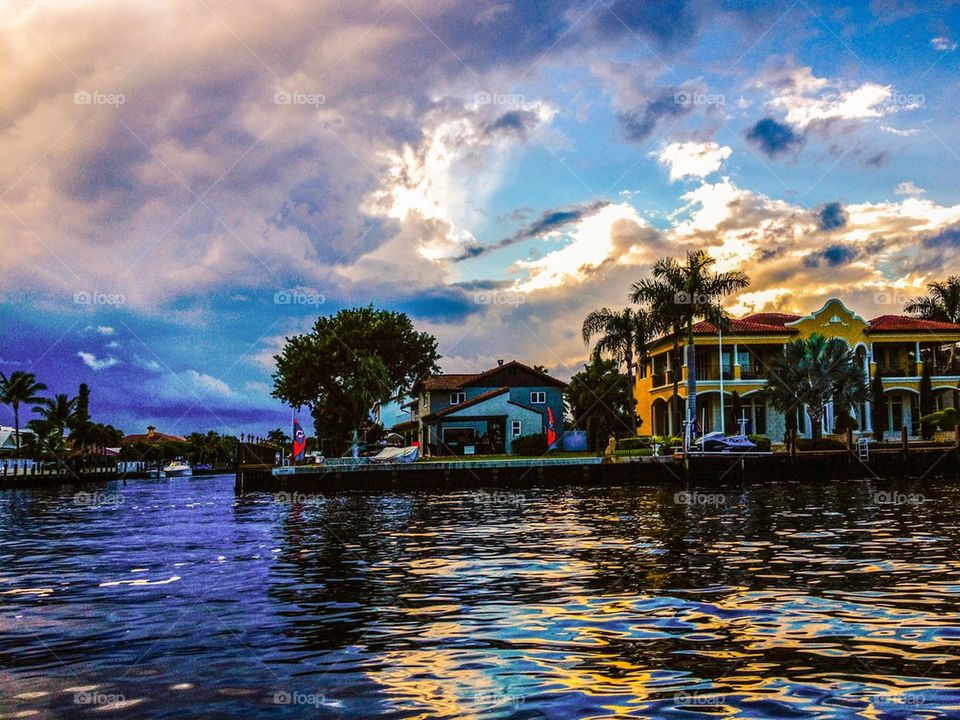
top-left (455, 200), bottom-right (610, 261)
top-left (818, 202), bottom-right (848, 231)
top-left (484, 110), bottom-right (540, 138)
top-left (922, 223), bottom-right (960, 248)
top-left (744, 117), bottom-right (804, 157)
top-left (803, 243), bottom-right (859, 268)
top-left (618, 90), bottom-right (693, 143)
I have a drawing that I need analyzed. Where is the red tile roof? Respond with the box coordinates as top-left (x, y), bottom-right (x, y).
top-left (741, 312), bottom-right (801, 326)
top-left (424, 387), bottom-right (510, 420)
top-left (690, 318), bottom-right (797, 335)
top-left (461, 360), bottom-right (566, 388)
top-left (867, 315), bottom-right (960, 333)
top-left (121, 427), bottom-right (186, 445)
top-left (420, 361), bottom-right (565, 391)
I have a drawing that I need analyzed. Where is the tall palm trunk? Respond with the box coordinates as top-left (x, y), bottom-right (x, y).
top-left (671, 331), bottom-right (682, 435)
top-left (625, 344), bottom-right (637, 434)
top-left (13, 401), bottom-right (20, 454)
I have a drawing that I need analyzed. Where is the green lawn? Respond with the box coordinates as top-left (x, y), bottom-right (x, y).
top-left (418, 451), bottom-right (596, 462)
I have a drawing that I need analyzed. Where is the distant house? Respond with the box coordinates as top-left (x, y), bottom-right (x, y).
top-left (0, 426), bottom-right (35, 455)
top-left (120, 426), bottom-right (187, 445)
top-left (396, 360), bottom-right (566, 455)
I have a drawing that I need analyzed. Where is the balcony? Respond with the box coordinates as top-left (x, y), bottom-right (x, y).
top-left (695, 365), bottom-right (734, 381)
top-left (877, 365), bottom-right (912, 378)
top-left (651, 371), bottom-right (671, 388)
top-left (739, 366), bottom-right (766, 380)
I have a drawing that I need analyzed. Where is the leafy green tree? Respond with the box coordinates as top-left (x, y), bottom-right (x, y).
top-left (632, 250), bottom-right (749, 435)
top-left (564, 357), bottom-right (633, 451)
top-left (762, 334), bottom-right (868, 440)
top-left (0, 371), bottom-right (47, 455)
top-left (581, 307), bottom-right (653, 434)
top-left (272, 306), bottom-right (440, 454)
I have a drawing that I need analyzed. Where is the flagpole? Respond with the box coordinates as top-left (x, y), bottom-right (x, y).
top-left (718, 321), bottom-right (725, 434)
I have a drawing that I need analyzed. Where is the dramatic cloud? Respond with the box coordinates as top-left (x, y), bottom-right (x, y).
top-left (618, 89), bottom-right (693, 143)
top-left (818, 202), bottom-right (848, 231)
top-left (454, 200), bottom-right (610, 261)
top-left (744, 118), bottom-right (803, 157)
top-left (656, 141), bottom-right (732, 181)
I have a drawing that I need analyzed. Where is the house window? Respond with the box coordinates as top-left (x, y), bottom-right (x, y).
top-left (511, 420), bottom-right (522, 437)
top-left (530, 391), bottom-right (546, 404)
top-left (450, 392), bottom-right (466, 405)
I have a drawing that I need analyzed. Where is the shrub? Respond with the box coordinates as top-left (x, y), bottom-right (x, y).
top-left (920, 407), bottom-right (957, 432)
top-left (617, 436), bottom-right (652, 450)
top-left (511, 433), bottom-right (548, 456)
top-left (656, 435), bottom-right (683, 455)
top-left (796, 437), bottom-right (846, 451)
top-left (748, 434), bottom-right (772, 451)
top-left (832, 413), bottom-right (859, 433)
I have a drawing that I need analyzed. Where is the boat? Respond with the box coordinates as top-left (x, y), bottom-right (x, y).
top-left (162, 460), bottom-right (193, 477)
top-left (368, 445), bottom-right (420, 464)
top-left (694, 432), bottom-right (758, 453)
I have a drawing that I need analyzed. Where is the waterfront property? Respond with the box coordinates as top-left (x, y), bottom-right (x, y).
top-left (635, 298), bottom-right (960, 439)
top-left (394, 360), bottom-right (566, 455)
top-left (0, 425), bottom-right (34, 454)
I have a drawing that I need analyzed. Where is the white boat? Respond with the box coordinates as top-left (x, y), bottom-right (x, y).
top-left (368, 445), bottom-right (420, 464)
top-left (162, 460), bottom-right (193, 477)
top-left (694, 432), bottom-right (758, 453)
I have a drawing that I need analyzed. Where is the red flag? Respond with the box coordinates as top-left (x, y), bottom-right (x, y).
top-left (547, 407), bottom-right (557, 448)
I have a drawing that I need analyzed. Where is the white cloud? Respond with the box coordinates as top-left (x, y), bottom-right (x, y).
top-left (655, 141), bottom-right (732, 181)
top-left (895, 181), bottom-right (925, 196)
top-left (881, 125), bottom-right (919, 136)
top-left (77, 351), bottom-right (118, 371)
top-left (85, 325), bottom-right (115, 335)
top-left (932, 36), bottom-right (957, 51)
top-left (759, 65), bottom-right (911, 129)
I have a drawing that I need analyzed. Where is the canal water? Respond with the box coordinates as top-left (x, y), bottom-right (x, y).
top-left (2, 474), bottom-right (960, 718)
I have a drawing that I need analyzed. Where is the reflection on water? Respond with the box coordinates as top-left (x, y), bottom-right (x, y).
top-left (2, 475), bottom-right (960, 718)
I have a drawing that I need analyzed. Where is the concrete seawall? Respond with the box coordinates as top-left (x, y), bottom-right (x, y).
top-left (235, 448), bottom-right (960, 493)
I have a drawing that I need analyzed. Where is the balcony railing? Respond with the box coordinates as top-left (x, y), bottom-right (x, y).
top-left (651, 371), bottom-right (671, 387)
top-left (696, 366), bottom-right (734, 381)
top-left (878, 365), bottom-right (912, 378)
top-left (739, 366), bottom-right (766, 380)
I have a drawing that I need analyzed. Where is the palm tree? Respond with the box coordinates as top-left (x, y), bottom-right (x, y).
top-left (0, 371), bottom-right (48, 455)
top-left (905, 276), bottom-right (960, 323)
top-left (33, 393), bottom-right (78, 442)
top-left (582, 307), bottom-right (654, 434)
top-left (763, 334), bottom-right (868, 440)
top-left (632, 250), bottom-right (749, 437)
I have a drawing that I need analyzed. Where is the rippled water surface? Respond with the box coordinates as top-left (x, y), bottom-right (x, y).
top-left (3, 475), bottom-right (960, 718)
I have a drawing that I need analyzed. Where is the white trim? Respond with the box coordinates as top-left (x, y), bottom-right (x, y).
top-left (529, 391), bottom-right (546, 405)
top-left (510, 420), bottom-right (522, 437)
top-left (784, 298), bottom-right (868, 327)
top-left (449, 392), bottom-right (466, 405)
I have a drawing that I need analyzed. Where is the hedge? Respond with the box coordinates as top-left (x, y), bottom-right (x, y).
top-left (511, 433), bottom-right (548, 455)
top-left (796, 437), bottom-right (846, 451)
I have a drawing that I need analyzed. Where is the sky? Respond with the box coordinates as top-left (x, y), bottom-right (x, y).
top-left (2, 0), bottom-right (960, 436)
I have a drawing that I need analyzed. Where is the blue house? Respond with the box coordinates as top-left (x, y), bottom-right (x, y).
top-left (401, 361), bottom-right (566, 455)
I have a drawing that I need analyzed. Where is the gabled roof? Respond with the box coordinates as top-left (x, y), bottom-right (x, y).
top-left (461, 360), bottom-right (566, 388)
top-left (866, 315), bottom-right (960, 333)
top-left (422, 373), bottom-right (481, 391)
top-left (421, 360), bottom-right (565, 391)
top-left (121, 427), bottom-right (186, 445)
top-left (423, 387), bottom-right (510, 420)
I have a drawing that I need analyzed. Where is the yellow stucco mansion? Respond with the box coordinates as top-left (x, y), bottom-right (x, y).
top-left (634, 299), bottom-right (960, 439)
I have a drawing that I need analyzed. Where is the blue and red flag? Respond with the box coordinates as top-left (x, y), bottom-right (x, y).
top-left (547, 407), bottom-right (557, 449)
top-left (292, 419), bottom-right (306, 463)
